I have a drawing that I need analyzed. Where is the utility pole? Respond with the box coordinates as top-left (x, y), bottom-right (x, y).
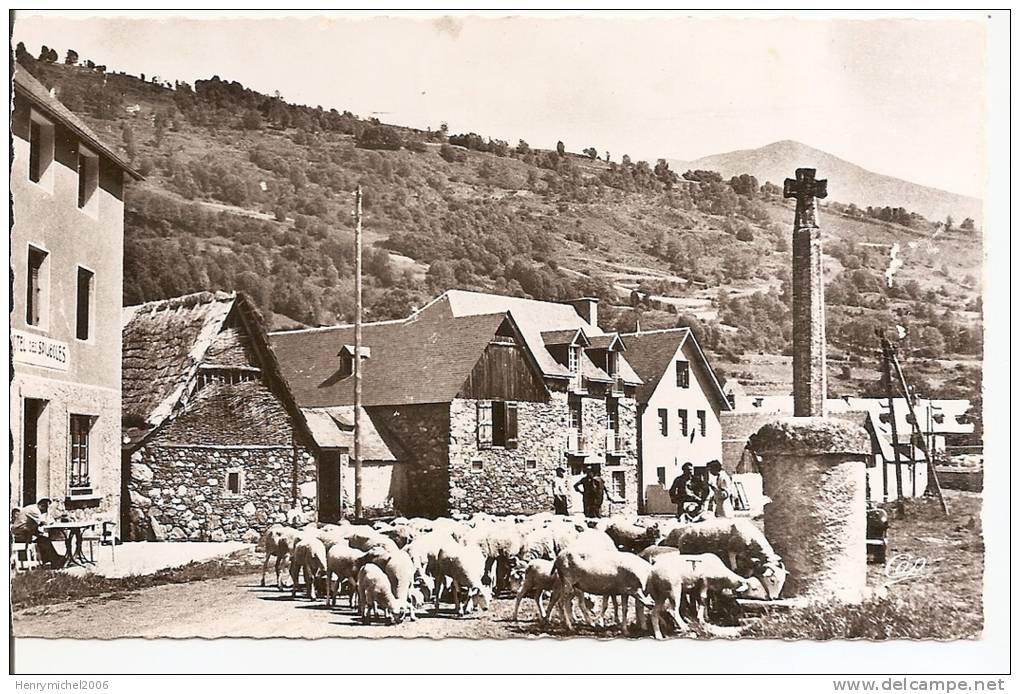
top-left (354, 185), bottom-right (364, 521)
top-left (878, 334), bottom-right (905, 518)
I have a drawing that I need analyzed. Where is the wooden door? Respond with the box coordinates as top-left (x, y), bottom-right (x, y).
top-left (317, 450), bottom-right (341, 523)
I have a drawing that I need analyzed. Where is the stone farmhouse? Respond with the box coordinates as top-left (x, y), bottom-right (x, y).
top-left (121, 291), bottom-right (317, 542)
top-left (618, 328), bottom-right (732, 514)
top-left (10, 68), bottom-right (141, 535)
top-left (270, 290), bottom-right (644, 518)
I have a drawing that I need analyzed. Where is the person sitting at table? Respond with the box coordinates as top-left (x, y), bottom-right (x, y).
top-left (11, 498), bottom-right (66, 568)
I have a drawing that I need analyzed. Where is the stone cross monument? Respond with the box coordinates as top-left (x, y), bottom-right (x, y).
top-left (784, 168), bottom-right (828, 417)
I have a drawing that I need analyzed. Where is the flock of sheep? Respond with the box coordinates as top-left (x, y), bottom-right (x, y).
top-left (259, 512), bottom-right (788, 639)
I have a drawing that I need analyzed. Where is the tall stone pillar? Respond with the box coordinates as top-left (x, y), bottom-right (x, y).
top-left (784, 168), bottom-right (828, 417)
top-left (751, 418), bottom-right (871, 602)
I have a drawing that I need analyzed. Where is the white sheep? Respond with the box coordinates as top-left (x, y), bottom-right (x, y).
top-left (645, 552), bottom-right (752, 639)
top-left (464, 522), bottom-right (523, 591)
top-left (547, 545), bottom-right (654, 633)
top-left (509, 558), bottom-right (557, 622)
top-left (433, 540), bottom-right (492, 617)
top-left (290, 535), bottom-right (328, 600)
top-left (358, 545), bottom-right (419, 621)
top-left (260, 524), bottom-right (302, 589)
top-left (325, 541), bottom-right (367, 607)
top-left (357, 562), bottom-right (412, 624)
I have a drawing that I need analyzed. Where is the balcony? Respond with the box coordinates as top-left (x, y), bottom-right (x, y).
top-left (605, 429), bottom-right (626, 456)
top-left (565, 429), bottom-right (589, 456)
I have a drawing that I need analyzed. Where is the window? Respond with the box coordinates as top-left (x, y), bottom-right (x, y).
top-left (568, 345), bottom-right (580, 374)
top-left (607, 398), bottom-right (619, 431)
top-left (656, 467), bottom-right (666, 487)
top-left (75, 267), bottom-right (94, 340)
top-left (28, 112), bottom-right (54, 188)
top-left (676, 361), bottom-right (690, 388)
top-left (197, 367), bottom-right (259, 390)
top-left (697, 410), bottom-right (707, 437)
top-left (225, 469), bottom-right (243, 496)
top-left (568, 396), bottom-right (583, 431)
top-left (678, 409), bottom-right (688, 437)
top-left (470, 459), bottom-right (484, 473)
top-left (77, 146), bottom-right (99, 214)
top-left (69, 415), bottom-right (93, 493)
top-left (26, 246), bottom-right (48, 327)
top-left (611, 470), bottom-right (626, 499)
top-left (658, 408), bottom-right (668, 436)
top-left (477, 401), bottom-right (493, 449)
top-left (525, 459), bottom-right (538, 470)
top-left (607, 351), bottom-right (619, 378)
top-left (491, 401), bottom-right (519, 449)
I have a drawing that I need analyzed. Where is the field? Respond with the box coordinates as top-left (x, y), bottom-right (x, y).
top-left (12, 491), bottom-right (982, 641)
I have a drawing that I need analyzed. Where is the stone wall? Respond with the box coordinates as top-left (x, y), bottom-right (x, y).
top-left (448, 392), bottom-right (639, 517)
top-left (126, 444), bottom-right (315, 542)
top-left (368, 403), bottom-right (450, 518)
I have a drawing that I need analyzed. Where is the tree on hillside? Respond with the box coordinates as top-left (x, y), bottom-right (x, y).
top-left (64, 49), bottom-right (79, 65)
top-left (556, 141), bottom-right (566, 156)
top-left (729, 173), bottom-right (759, 197)
top-left (241, 108), bottom-right (262, 130)
top-left (583, 147), bottom-right (598, 159)
top-left (357, 125), bottom-right (403, 150)
top-left (945, 215), bottom-right (954, 232)
top-left (516, 139), bottom-right (531, 155)
top-left (960, 217), bottom-right (976, 231)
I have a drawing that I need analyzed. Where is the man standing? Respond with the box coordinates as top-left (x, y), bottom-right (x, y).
top-left (11, 497), bottom-right (65, 568)
top-left (574, 466), bottom-right (606, 519)
top-left (706, 460), bottom-right (735, 518)
top-left (668, 462), bottom-right (703, 520)
top-left (551, 466), bottom-right (570, 515)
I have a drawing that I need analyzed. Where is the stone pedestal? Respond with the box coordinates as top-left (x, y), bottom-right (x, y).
top-left (751, 417), bottom-right (870, 603)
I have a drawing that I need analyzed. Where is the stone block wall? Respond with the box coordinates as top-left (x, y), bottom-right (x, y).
top-left (368, 403), bottom-right (451, 518)
top-left (125, 444), bottom-right (315, 542)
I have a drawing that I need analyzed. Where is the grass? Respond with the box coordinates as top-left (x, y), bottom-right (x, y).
top-left (745, 491), bottom-right (984, 640)
top-left (11, 547), bottom-right (262, 611)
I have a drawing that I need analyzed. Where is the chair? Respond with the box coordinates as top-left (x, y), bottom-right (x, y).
top-left (82, 521), bottom-right (117, 563)
top-left (11, 539), bottom-right (38, 571)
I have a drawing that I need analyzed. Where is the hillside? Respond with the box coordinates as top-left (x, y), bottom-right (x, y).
top-left (15, 52), bottom-right (983, 407)
top-left (671, 140), bottom-right (983, 225)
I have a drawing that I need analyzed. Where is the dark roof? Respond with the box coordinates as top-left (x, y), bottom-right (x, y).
top-left (269, 308), bottom-right (518, 407)
top-left (14, 68), bottom-right (143, 180)
top-left (541, 329), bottom-right (588, 346)
top-left (122, 291), bottom-right (312, 448)
top-left (588, 333), bottom-right (624, 351)
top-left (620, 328), bottom-right (730, 408)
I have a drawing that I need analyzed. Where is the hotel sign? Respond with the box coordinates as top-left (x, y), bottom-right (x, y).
top-left (12, 329), bottom-right (70, 371)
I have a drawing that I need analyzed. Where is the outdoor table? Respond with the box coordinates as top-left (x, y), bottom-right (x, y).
top-left (42, 520), bottom-right (97, 568)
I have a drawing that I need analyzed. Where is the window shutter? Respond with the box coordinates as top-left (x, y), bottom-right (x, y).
top-left (505, 402), bottom-right (518, 449)
top-left (477, 401), bottom-right (492, 449)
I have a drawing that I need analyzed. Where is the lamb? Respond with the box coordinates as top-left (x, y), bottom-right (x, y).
top-left (605, 520), bottom-right (661, 554)
top-left (547, 545), bottom-right (654, 633)
top-left (325, 541), bottom-right (367, 607)
top-left (645, 552), bottom-right (751, 639)
top-left (509, 558), bottom-right (557, 622)
top-left (260, 524), bottom-right (302, 589)
top-left (465, 522), bottom-right (523, 592)
top-left (290, 535), bottom-right (328, 600)
top-left (356, 562), bottom-right (412, 624)
top-left (433, 540), bottom-right (492, 617)
top-left (358, 545), bottom-right (419, 621)
top-left (660, 518), bottom-right (787, 598)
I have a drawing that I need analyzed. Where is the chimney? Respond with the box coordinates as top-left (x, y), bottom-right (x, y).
top-left (564, 297), bottom-right (599, 328)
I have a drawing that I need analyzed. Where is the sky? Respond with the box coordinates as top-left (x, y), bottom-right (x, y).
top-left (11, 11), bottom-right (989, 198)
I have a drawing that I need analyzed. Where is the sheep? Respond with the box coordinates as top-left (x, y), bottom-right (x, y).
top-left (645, 552), bottom-right (752, 639)
top-left (519, 523), bottom-right (581, 562)
top-left (509, 558), bottom-right (557, 622)
top-left (358, 545), bottom-right (419, 621)
top-left (605, 520), bottom-right (661, 554)
top-left (356, 562), bottom-right (412, 624)
top-left (290, 535), bottom-right (328, 600)
top-left (260, 524), bottom-right (302, 589)
top-left (382, 524), bottom-right (417, 548)
top-left (465, 522), bottom-right (523, 592)
top-left (638, 545), bottom-right (680, 564)
top-left (660, 518), bottom-right (787, 598)
top-left (403, 531), bottom-right (455, 600)
top-left (547, 545), bottom-right (654, 633)
top-left (433, 540), bottom-right (492, 617)
top-left (325, 541), bottom-right (367, 607)
top-left (346, 527), bottom-right (401, 555)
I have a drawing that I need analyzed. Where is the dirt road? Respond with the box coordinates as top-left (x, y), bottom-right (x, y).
top-left (12, 571), bottom-right (570, 640)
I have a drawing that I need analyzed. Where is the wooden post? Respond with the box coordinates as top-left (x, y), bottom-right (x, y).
top-left (879, 337), bottom-right (905, 517)
top-left (354, 186), bottom-right (364, 521)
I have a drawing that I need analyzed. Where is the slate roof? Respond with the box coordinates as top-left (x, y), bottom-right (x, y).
top-left (620, 328), bottom-right (730, 408)
top-left (269, 308), bottom-right (517, 407)
top-left (421, 290), bottom-right (641, 385)
top-left (122, 291), bottom-right (311, 447)
top-left (302, 407), bottom-right (403, 461)
top-left (14, 68), bottom-right (143, 179)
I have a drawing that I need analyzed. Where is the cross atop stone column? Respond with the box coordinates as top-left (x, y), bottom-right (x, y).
top-left (785, 168), bottom-right (828, 417)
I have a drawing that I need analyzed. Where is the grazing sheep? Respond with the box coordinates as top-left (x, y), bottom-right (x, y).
top-left (290, 535), bottom-right (328, 600)
top-left (638, 545), bottom-right (680, 564)
top-left (605, 520), bottom-right (661, 554)
top-left (519, 523), bottom-right (581, 562)
top-left (382, 524), bottom-right (417, 548)
top-left (260, 524), bottom-right (302, 589)
top-left (465, 522), bottom-right (523, 592)
top-left (359, 546), bottom-right (419, 621)
top-left (433, 541), bottom-right (492, 617)
top-left (357, 563), bottom-right (412, 624)
top-left (509, 558), bottom-right (557, 622)
top-left (548, 546), bottom-right (654, 633)
top-left (645, 552), bottom-right (751, 639)
top-left (325, 541), bottom-right (367, 607)
top-left (346, 527), bottom-right (401, 555)
top-left (660, 518), bottom-right (787, 598)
